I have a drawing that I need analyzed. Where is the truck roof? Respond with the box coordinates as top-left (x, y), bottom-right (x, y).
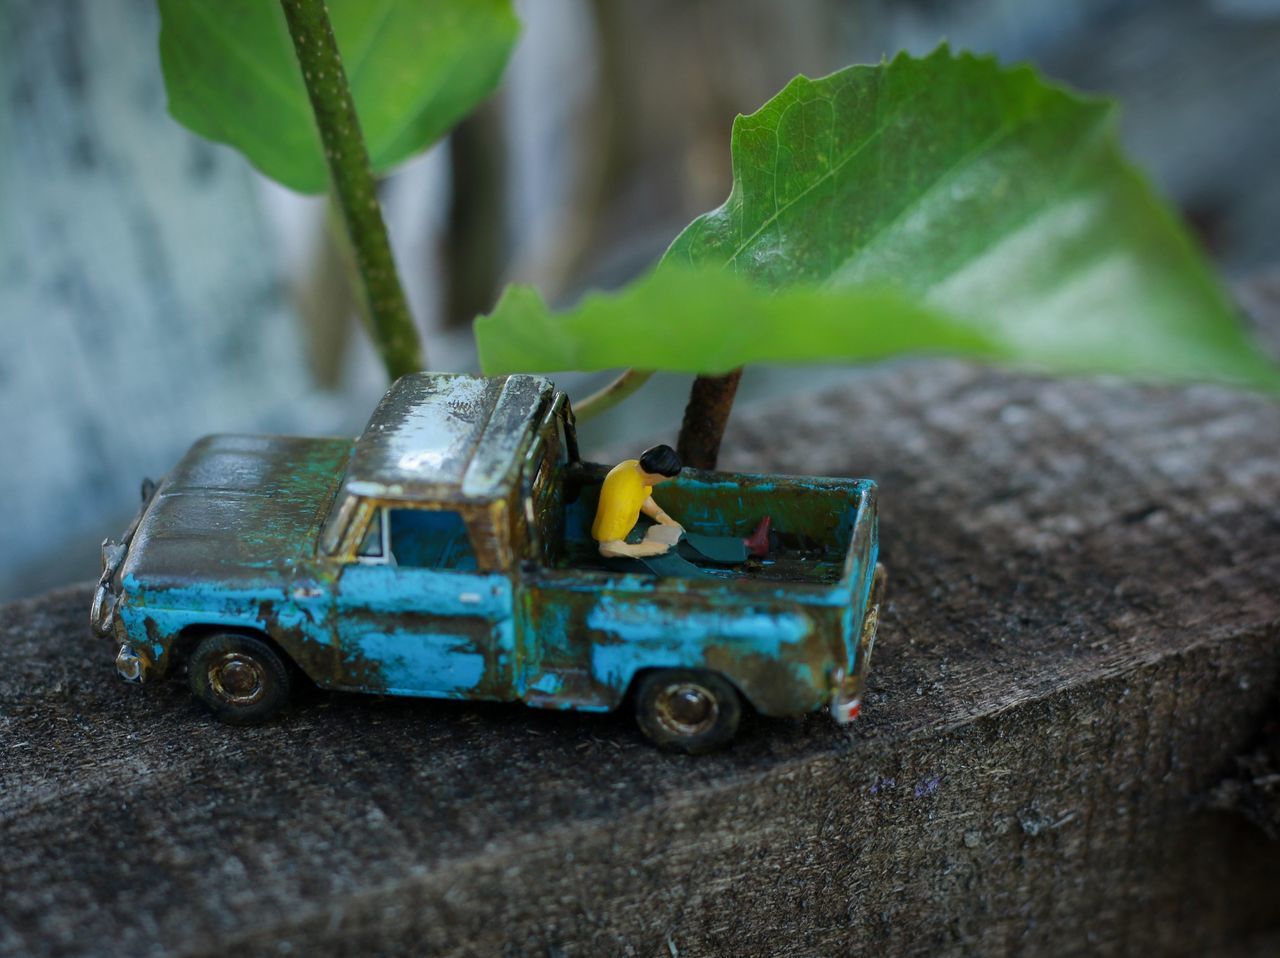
top-left (345, 372), bottom-right (555, 505)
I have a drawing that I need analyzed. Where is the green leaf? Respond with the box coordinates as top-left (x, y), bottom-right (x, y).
top-left (479, 268), bottom-right (1020, 374)
top-left (159, 0), bottom-right (519, 194)
top-left (477, 47), bottom-right (1280, 393)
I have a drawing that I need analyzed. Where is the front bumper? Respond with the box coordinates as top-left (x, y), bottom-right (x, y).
top-left (90, 477), bottom-right (158, 639)
top-left (90, 539), bottom-right (127, 638)
top-left (830, 562), bottom-right (887, 725)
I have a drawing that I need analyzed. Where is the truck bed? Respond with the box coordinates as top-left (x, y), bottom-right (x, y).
top-left (551, 464), bottom-right (874, 588)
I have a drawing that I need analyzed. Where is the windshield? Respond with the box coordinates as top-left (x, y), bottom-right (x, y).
top-left (319, 489), bottom-right (357, 554)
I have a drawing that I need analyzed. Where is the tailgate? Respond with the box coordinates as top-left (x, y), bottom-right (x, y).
top-left (841, 483), bottom-right (881, 677)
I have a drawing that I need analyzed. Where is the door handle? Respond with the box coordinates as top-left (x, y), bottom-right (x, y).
top-left (459, 592), bottom-right (481, 604)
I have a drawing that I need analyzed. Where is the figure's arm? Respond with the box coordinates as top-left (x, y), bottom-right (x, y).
top-left (599, 538), bottom-right (672, 558)
top-left (640, 496), bottom-right (683, 529)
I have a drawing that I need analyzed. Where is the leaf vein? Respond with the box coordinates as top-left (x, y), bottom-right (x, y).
top-left (344, 0), bottom-right (398, 83)
top-left (724, 84), bottom-right (929, 269)
top-left (186, 2), bottom-right (303, 110)
top-left (825, 116), bottom-right (1029, 286)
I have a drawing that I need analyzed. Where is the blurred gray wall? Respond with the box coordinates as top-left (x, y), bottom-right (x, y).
top-left (0, 0), bottom-right (393, 601)
top-left (2, 0), bottom-right (1278, 600)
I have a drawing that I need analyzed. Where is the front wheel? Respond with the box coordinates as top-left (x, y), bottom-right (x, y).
top-left (189, 633), bottom-right (292, 725)
top-left (634, 669), bottom-right (741, 754)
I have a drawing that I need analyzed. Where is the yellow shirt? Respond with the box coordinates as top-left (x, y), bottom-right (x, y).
top-left (591, 460), bottom-right (651, 542)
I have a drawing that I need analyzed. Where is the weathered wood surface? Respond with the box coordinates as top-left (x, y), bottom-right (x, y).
top-left (4, 295), bottom-right (1280, 956)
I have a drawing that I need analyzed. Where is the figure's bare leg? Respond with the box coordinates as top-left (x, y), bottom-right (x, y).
top-left (599, 538), bottom-right (672, 559)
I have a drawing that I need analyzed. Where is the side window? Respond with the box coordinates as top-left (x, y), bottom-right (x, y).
top-left (357, 509), bottom-right (385, 560)
top-left (388, 509), bottom-right (477, 571)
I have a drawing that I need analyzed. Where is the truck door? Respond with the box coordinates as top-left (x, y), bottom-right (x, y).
top-left (335, 506), bottom-right (514, 699)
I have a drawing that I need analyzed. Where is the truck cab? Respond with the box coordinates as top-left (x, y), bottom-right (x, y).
top-left (93, 373), bottom-right (884, 752)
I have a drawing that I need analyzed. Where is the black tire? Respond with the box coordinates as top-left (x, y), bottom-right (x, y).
top-left (634, 669), bottom-right (741, 754)
top-left (188, 633), bottom-right (292, 725)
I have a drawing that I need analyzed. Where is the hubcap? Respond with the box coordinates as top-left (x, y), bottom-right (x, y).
top-left (654, 683), bottom-right (719, 737)
top-left (208, 652), bottom-right (267, 705)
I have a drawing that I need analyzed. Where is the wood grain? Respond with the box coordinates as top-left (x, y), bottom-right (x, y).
top-left (3, 307), bottom-right (1279, 956)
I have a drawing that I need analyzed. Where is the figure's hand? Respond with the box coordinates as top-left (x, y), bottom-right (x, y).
top-left (645, 524), bottom-right (683, 547)
top-left (642, 495), bottom-right (682, 530)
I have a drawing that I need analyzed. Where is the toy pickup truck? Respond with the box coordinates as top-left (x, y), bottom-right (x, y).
top-left (91, 373), bottom-right (885, 752)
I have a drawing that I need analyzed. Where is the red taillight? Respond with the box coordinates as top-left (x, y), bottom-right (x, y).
top-left (833, 699), bottom-right (861, 723)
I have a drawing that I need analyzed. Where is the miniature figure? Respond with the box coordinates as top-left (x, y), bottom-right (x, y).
top-left (593, 445), bottom-right (686, 559)
top-left (592, 444), bottom-right (773, 573)
top-left (91, 373), bottom-right (884, 752)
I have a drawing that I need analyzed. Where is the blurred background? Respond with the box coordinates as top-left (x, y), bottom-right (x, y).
top-left (2, 0), bottom-right (1279, 601)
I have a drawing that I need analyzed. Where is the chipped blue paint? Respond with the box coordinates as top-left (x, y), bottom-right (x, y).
top-left (588, 631), bottom-right (816, 702)
top-left (336, 564), bottom-right (514, 696)
top-left (529, 672), bottom-right (563, 694)
top-left (582, 598), bottom-right (816, 695)
top-left (114, 574), bottom-right (331, 676)
top-left (584, 597), bottom-right (812, 646)
top-left (352, 630), bottom-right (487, 695)
top-left (336, 565), bottom-right (510, 616)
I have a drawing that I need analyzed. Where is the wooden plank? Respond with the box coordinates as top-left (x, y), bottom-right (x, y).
top-left (2, 301), bottom-right (1279, 956)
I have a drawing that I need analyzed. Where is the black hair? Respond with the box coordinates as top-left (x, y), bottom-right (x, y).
top-left (639, 444), bottom-right (683, 478)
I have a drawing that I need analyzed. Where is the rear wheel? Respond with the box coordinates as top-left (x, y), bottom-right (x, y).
top-left (634, 669), bottom-right (741, 754)
top-left (189, 633), bottom-right (292, 725)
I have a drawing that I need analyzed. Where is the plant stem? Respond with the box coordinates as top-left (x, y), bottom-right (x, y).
top-left (279, 0), bottom-right (424, 379)
top-left (676, 369), bottom-right (743, 470)
top-left (573, 368), bottom-right (653, 421)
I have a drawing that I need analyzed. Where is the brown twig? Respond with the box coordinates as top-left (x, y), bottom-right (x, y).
top-left (676, 368), bottom-right (743, 470)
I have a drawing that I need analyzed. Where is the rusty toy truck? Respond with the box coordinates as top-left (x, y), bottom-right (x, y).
top-left (91, 373), bottom-right (885, 752)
